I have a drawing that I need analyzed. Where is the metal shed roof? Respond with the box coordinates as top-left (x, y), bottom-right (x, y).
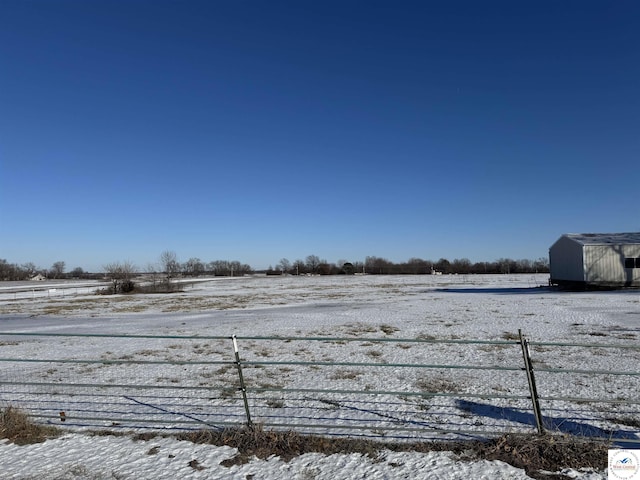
top-left (563, 232), bottom-right (640, 245)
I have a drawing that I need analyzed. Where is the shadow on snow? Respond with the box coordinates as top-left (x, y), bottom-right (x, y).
top-left (434, 287), bottom-right (554, 295)
top-left (456, 399), bottom-right (639, 448)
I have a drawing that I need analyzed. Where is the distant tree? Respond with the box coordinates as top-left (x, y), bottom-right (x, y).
top-left (230, 261), bottom-right (241, 276)
top-left (341, 262), bottom-right (355, 275)
top-left (70, 267), bottom-right (84, 278)
top-left (208, 260), bottom-right (230, 276)
top-left (365, 256), bottom-right (392, 274)
top-left (145, 262), bottom-right (159, 274)
top-left (50, 261), bottom-right (66, 279)
top-left (145, 263), bottom-right (161, 289)
top-left (160, 251), bottom-right (180, 279)
top-left (229, 260), bottom-right (252, 276)
top-left (103, 263), bottom-right (119, 292)
top-left (317, 262), bottom-right (334, 275)
top-left (103, 261), bottom-right (136, 293)
top-left (470, 261), bottom-right (490, 274)
top-left (183, 257), bottom-right (204, 276)
top-left (205, 260), bottom-right (251, 276)
top-left (352, 261), bottom-right (365, 274)
top-left (276, 258), bottom-right (291, 274)
top-left (434, 258), bottom-right (451, 274)
top-left (0, 259), bottom-right (15, 280)
top-left (21, 262), bottom-right (38, 278)
top-left (305, 255), bottom-right (321, 274)
top-left (206, 260), bottom-right (219, 275)
top-left (405, 258), bottom-right (430, 274)
top-left (514, 259), bottom-right (532, 273)
top-left (293, 259), bottom-right (306, 275)
top-left (452, 258), bottom-right (472, 274)
top-left (496, 258), bottom-right (515, 274)
top-left (0, 260), bottom-right (33, 280)
top-left (533, 257), bottom-right (550, 273)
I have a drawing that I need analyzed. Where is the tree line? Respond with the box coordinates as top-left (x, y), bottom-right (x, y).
top-left (267, 255), bottom-right (549, 275)
top-left (0, 252), bottom-right (254, 282)
top-left (0, 253), bottom-right (549, 282)
top-left (0, 259), bottom-right (83, 281)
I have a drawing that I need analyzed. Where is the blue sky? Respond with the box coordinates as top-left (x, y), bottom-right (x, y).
top-left (1, 1), bottom-right (638, 272)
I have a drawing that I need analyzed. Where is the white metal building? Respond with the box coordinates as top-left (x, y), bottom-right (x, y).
top-left (549, 232), bottom-right (640, 288)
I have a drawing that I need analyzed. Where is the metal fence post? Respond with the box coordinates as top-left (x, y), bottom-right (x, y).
top-left (231, 335), bottom-right (253, 427)
top-left (519, 329), bottom-right (545, 434)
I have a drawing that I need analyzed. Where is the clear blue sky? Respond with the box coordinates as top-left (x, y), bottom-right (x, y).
top-left (1, 1), bottom-right (638, 272)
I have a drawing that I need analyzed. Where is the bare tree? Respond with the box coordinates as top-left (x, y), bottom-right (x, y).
top-left (208, 260), bottom-right (230, 276)
top-left (145, 262), bottom-right (161, 289)
top-left (535, 257), bottom-right (549, 273)
top-left (305, 255), bottom-right (321, 274)
top-left (206, 260), bottom-right (252, 276)
top-left (317, 262), bottom-right (335, 275)
top-left (0, 259), bottom-right (17, 280)
top-left (160, 251), bottom-right (180, 279)
top-left (50, 261), bottom-right (66, 279)
top-left (276, 258), bottom-right (291, 274)
top-left (365, 256), bottom-right (392, 274)
top-left (405, 258), bottom-right (430, 274)
top-left (434, 258), bottom-right (451, 274)
top-left (103, 261), bottom-right (136, 293)
top-left (352, 260), bottom-right (365, 274)
top-left (496, 258), bottom-right (515, 274)
top-left (293, 259), bottom-right (306, 275)
top-left (183, 257), bottom-right (204, 276)
top-left (21, 262), bottom-right (38, 278)
top-left (452, 258), bottom-right (472, 274)
top-left (70, 267), bottom-right (84, 278)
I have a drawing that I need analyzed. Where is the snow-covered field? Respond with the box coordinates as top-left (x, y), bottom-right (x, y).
top-left (0, 274), bottom-right (638, 479)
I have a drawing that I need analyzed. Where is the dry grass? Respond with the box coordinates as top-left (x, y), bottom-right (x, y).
top-left (163, 425), bottom-right (608, 479)
top-left (4, 290), bottom-right (291, 316)
top-left (607, 416), bottom-right (640, 428)
top-left (501, 331), bottom-right (521, 341)
top-left (171, 424), bottom-right (383, 465)
top-left (1, 406), bottom-right (607, 478)
top-left (330, 369), bottom-right (362, 380)
top-left (466, 433), bottom-right (608, 479)
top-left (344, 323), bottom-right (378, 336)
top-left (0, 406), bottom-right (60, 445)
top-left (415, 376), bottom-right (460, 396)
top-left (379, 324), bottom-right (399, 335)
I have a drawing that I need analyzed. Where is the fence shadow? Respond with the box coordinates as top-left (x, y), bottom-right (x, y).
top-left (435, 287), bottom-right (554, 295)
top-left (456, 399), bottom-right (639, 448)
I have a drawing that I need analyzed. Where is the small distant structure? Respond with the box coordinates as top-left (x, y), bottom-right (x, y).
top-left (30, 274), bottom-right (46, 281)
top-left (430, 268), bottom-right (442, 275)
top-left (549, 232), bottom-right (640, 289)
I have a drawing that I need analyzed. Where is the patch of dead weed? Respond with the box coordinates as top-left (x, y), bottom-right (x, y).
top-left (167, 426), bottom-right (607, 479)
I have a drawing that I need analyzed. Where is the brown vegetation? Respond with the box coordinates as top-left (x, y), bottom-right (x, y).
top-left (0, 406), bottom-right (60, 445)
top-left (155, 425), bottom-right (606, 479)
top-left (0, 407), bottom-right (607, 478)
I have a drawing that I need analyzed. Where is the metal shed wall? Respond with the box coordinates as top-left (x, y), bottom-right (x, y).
top-left (549, 236), bottom-right (585, 283)
top-left (584, 244), bottom-right (640, 287)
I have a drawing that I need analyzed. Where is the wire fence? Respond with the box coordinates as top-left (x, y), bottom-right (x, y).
top-left (0, 330), bottom-right (638, 445)
top-left (0, 286), bottom-right (106, 301)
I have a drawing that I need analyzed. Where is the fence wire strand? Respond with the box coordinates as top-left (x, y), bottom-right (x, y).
top-left (0, 331), bottom-right (637, 445)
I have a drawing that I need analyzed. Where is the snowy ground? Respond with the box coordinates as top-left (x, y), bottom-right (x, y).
top-left (0, 274), bottom-right (638, 479)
